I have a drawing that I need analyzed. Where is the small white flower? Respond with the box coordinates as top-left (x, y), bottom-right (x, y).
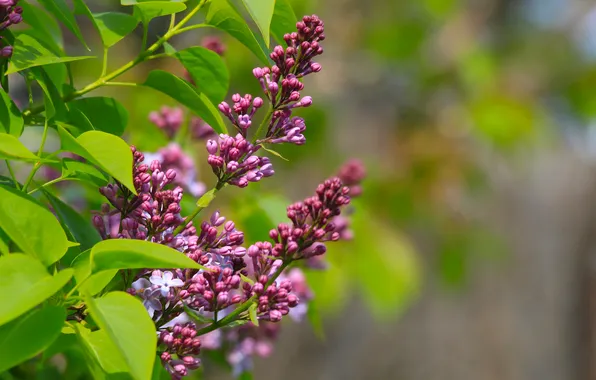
top-left (150, 271), bottom-right (184, 297)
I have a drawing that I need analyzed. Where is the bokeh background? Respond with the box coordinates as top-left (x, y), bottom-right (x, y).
top-left (6, 0), bottom-right (596, 379)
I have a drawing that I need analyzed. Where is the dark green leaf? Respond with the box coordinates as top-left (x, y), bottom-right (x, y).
top-left (270, 0), bottom-right (297, 44)
top-left (0, 87), bottom-right (23, 136)
top-left (43, 332), bottom-right (78, 360)
top-left (143, 70), bottom-right (227, 134)
top-left (7, 34), bottom-right (93, 74)
top-left (240, 0), bottom-right (275, 45)
top-left (37, 0), bottom-right (88, 49)
top-left (175, 47), bottom-right (229, 104)
top-left (0, 254), bottom-right (73, 325)
top-left (204, 0), bottom-right (270, 64)
top-left (20, 2), bottom-right (64, 52)
top-left (57, 127), bottom-right (136, 194)
top-left (43, 190), bottom-right (102, 252)
top-left (0, 185), bottom-right (73, 266)
top-left (31, 66), bottom-right (68, 121)
top-left (0, 305), bottom-right (66, 372)
top-left (85, 292), bottom-right (157, 380)
top-left (62, 158), bottom-right (110, 187)
top-left (0, 133), bottom-right (38, 162)
top-left (239, 371), bottom-right (254, 380)
top-left (69, 97), bottom-right (128, 136)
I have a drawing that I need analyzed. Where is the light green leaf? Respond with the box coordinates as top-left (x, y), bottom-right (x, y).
top-left (43, 190), bottom-right (102, 252)
top-left (132, 2), bottom-right (187, 25)
top-left (78, 328), bottom-right (129, 374)
top-left (7, 34), bottom-right (94, 75)
top-left (43, 331), bottom-right (78, 360)
top-left (0, 134), bottom-right (38, 162)
top-left (91, 239), bottom-right (204, 274)
top-left (0, 254), bottom-right (73, 326)
top-left (0, 186), bottom-right (73, 266)
top-left (69, 97), bottom-right (129, 136)
top-left (175, 47), bottom-right (229, 104)
top-left (37, 0), bottom-right (88, 49)
top-left (0, 305), bottom-right (66, 372)
top-left (57, 127), bottom-right (136, 194)
top-left (31, 66), bottom-right (68, 121)
top-left (248, 303), bottom-right (259, 326)
top-left (260, 144), bottom-right (288, 161)
top-left (85, 292), bottom-right (157, 380)
top-left (196, 188), bottom-right (217, 208)
top-left (270, 0), bottom-right (297, 44)
top-left (72, 250), bottom-right (118, 296)
top-left (184, 305), bottom-right (213, 324)
top-left (163, 41), bottom-right (177, 55)
top-left (241, 0), bottom-right (275, 46)
top-left (204, 0), bottom-right (270, 64)
top-left (143, 70), bottom-right (227, 134)
top-left (94, 12), bottom-right (139, 48)
top-left (0, 91), bottom-right (23, 136)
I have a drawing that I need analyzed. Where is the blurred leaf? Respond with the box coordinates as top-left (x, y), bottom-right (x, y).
top-left (37, 0), bottom-right (88, 49)
top-left (0, 185), bottom-right (73, 266)
top-left (69, 97), bottom-right (129, 136)
top-left (248, 303), bottom-right (259, 326)
top-left (196, 188), bottom-right (217, 207)
top-left (175, 47), bottom-right (230, 104)
top-left (204, 0), bottom-right (270, 64)
top-left (0, 133), bottom-right (38, 162)
top-left (306, 298), bottom-right (325, 340)
top-left (0, 254), bottom-right (73, 326)
top-left (85, 292), bottom-right (157, 380)
top-left (43, 189), bottom-right (102, 252)
top-left (151, 354), bottom-right (170, 380)
top-left (6, 34), bottom-right (93, 74)
top-left (239, 371), bottom-right (254, 380)
top-left (0, 305), bottom-right (66, 373)
top-left (57, 127), bottom-right (136, 194)
top-left (270, 0), bottom-right (297, 44)
top-left (240, 0), bottom-right (275, 46)
top-left (143, 70), bottom-right (227, 134)
top-left (43, 332), bottom-right (78, 360)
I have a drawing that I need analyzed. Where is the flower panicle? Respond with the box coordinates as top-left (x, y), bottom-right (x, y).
top-left (0, 0), bottom-right (22, 58)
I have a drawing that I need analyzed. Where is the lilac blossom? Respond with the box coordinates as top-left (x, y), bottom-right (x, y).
top-left (150, 270), bottom-right (185, 297)
top-left (0, 1), bottom-right (22, 58)
top-left (149, 106), bottom-right (184, 139)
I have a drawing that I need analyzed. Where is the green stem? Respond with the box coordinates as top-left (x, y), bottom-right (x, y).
top-left (173, 23), bottom-right (209, 36)
top-left (194, 260), bottom-right (292, 336)
top-left (20, 0), bottom-right (209, 120)
top-left (101, 48), bottom-right (108, 77)
top-left (141, 23), bottom-right (148, 51)
top-left (27, 176), bottom-right (69, 195)
top-left (104, 82), bottom-right (139, 87)
top-left (172, 180), bottom-right (225, 235)
top-left (4, 160), bottom-right (20, 190)
top-left (251, 108), bottom-right (273, 144)
top-left (169, 14), bottom-right (177, 31)
top-left (22, 121), bottom-right (50, 192)
top-left (25, 74), bottom-right (33, 108)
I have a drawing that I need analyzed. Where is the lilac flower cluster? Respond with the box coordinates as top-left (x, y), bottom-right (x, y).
top-left (149, 106), bottom-right (184, 140)
top-left (206, 15), bottom-right (325, 187)
top-left (0, 0), bottom-right (22, 58)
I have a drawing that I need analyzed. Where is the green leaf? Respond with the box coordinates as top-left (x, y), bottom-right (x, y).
top-left (57, 127), bottom-right (136, 194)
top-left (20, 2), bottom-right (64, 52)
top-left (37, 0), bottom-right (88, 49)
top-left (7, 34), bottom-right (94, 75)
top-left (85, 292), bottom-right (157, 380)
top-left (0, 134), bottom-right (38, 162)
top-left (0, 186), bottom-right (73, 266)
top-left (91, 239), bottom-right (204, 274)
top-left (31, 66), bottom-right (68, 121)
top-left (196, 188), bottom-right (217, 208)
top-left (43, 331), bottom-right (78, 360)
top-left (184, 305), bottom-right (213, 324)
top-left (260, 144), bottom-right (288, 161)
top-left (163, 41), bottom-right (177, 55)
top-left (69, 97), bottom-right (129, 136)
top-left (0, 305), bottom-right (66, 373)
top-left (239, 273), bottom-right (254, 285)
top-left (239, 371), bottom-right (254, 380)
top-left (77, 328), bottom-right (129, 374)
top-left (204, 0), bottom-right (270, 64)
top-left (72, 249), bottom-right (118, 296)
top-left (43, 190), bottom-right (102, 252)
top-left (143, 70), bottom-right (227, 134)
top-left (62, 158), bottom-right (110, 187)
top-left (241, 0), bottom-right (275, 45)
top-left (175, 47), bottom-right (229, 104)
top-left (132, 2), bottom-right (187, 25)
top-left (270, 0), bottom-right (297, 44)
top-left (0, 90), bottom-right (23, 136)
top-left (0, 254), bottom-right (73, 326)
top-left (248, 303), bottom-right (259, 326)
top-left (93, 13), bottom-right (139, 48)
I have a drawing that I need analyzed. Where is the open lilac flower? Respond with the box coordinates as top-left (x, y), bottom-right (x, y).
top-left (131, 278), bottom-right (163, 318)
top-left (150, 270), bottom-right (185, 297)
